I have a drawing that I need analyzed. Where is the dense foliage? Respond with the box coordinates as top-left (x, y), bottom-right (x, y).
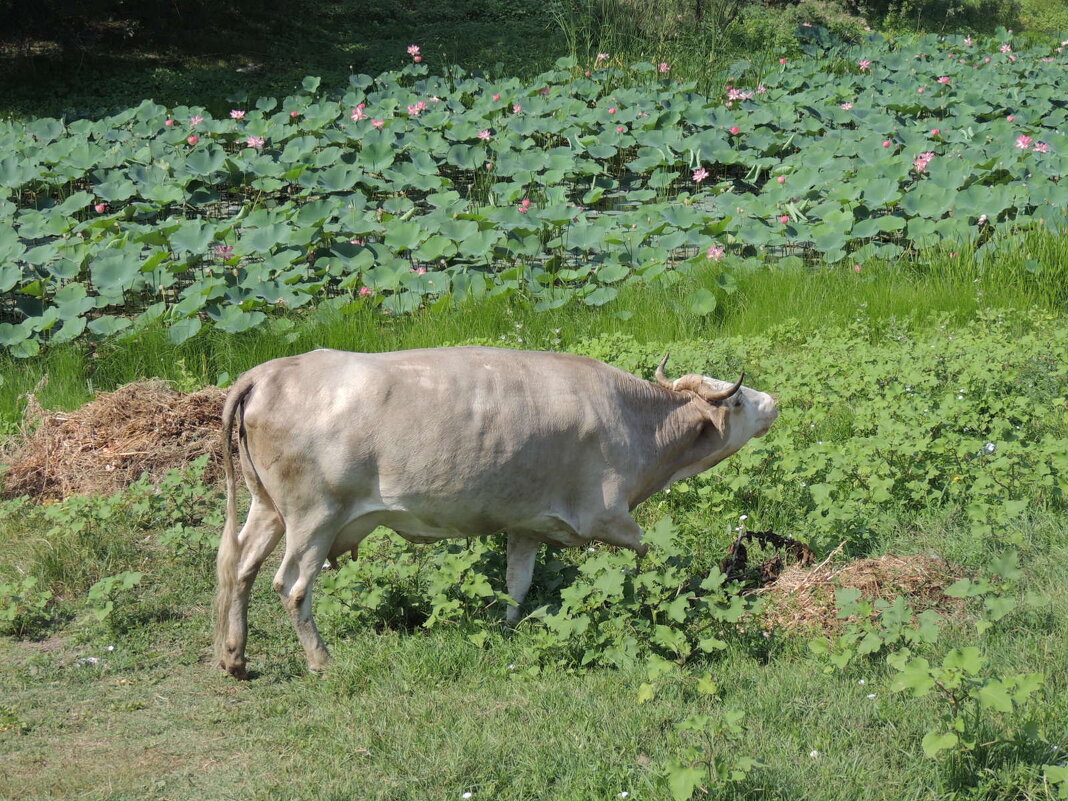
top-left (2, 30), bottom-right (1067, 356)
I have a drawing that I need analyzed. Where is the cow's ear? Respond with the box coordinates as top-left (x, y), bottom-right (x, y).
top-left (699, 399), bottom-right (729, 431)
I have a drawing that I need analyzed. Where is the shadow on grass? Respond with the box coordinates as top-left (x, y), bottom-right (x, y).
top-left (0, 0), bottom-right (559, 119)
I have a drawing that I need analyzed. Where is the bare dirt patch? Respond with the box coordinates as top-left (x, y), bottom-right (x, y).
top-left (2, 381), bottom-right (228, 500)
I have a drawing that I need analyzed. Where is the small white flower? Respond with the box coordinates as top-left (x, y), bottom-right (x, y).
top-left (587, 546), bottom-right (596, 553)
top-left (866, 693), bottom-right (877, 699)
top-left (107, 645), bottom-right (115, 652)
top-left (809, 749), bottom-right (820, 758)
top-left (619, 794), bottom-right (630, 799)
top-left (462, 793), bottom-right (474, 800)
top-left (857, 679), bottom-right (866, 685)
top-left (984, 442), bottom-right (996, 454)
top-left (739, 514), bottom-right (748, 521)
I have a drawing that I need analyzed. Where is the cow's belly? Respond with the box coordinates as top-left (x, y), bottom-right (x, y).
top-left (348, 508), bottom-right (586, 549)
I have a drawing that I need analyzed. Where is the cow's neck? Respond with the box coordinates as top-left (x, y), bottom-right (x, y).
top-left (624, 388), bottom-right (724, 509)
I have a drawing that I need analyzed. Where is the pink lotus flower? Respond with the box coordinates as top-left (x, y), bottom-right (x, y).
top-left (189, 115), bottom-right (204, 126)
top-left (513, 104), bottom-right (522, 114)
top-left (917, 87), bottom-right (925, 94)
top-left (984, 57), bottom-right (991, 63)
top-left (187, 135), bottom-right (199, 145)
top-left (779, 214), bottom-right (790, 224)
top-left (729, 125), bottom-right (741, 135)
top-left (1015, 135), bottom-right (1033, 150)
top-left (350, 238), bottom-right (364, 246)
top-left (658, 62), bottom-right (670, 73)
top-left (371, 119), bottom-right (384, 129)
top-left (410, 266), bottom-right (427, 275)
top-left (230, 109), bottom-right (246, 119)
top-left (1008, 54), bottom-right (1017, 63)
top-left (359, 286), bottom-right (374, 297)
top-left (94, 203), bottom-right (107, 213)
top-left (913, 152), bottom-right (935, 172)
top-left (883, 140), bottom-right (892, 147)
top-left (485, 161), bottom-right (493, 169)
top-left (841, 102), bottom-right (853, 110)
top-left (407, 101), bottom-right (427, 116)
top-left (693, 167), bottom-right (709, 183)
top-left (414, 56), bottom-right (422, 63)
top-left (478, 129), bottom-right (491, 141)
top-left (246, 136), bottom-right (265, 149)
top-left (1007, 115), bottom-right (1015, 121)
top-left (930, 128), bottom-right (940, 136)
top-left (757, 85), bottom-right (767, 94)
top-left (777, 175), bottom-right (786, 184)
top-left (853, 264), bottom-right (862, 274)
top-left (937, 76), bottom-right (951, 84)
top-left (706, 245), bottom-right (725, 260)
top-left (999, 43), bottom-right (1012, 53)
top-left (859, 59), bottom-right (872, 70)
top-left (164, 118), bottom-right (174, 127)
top-left (964, 37), bottom-right (973, 46)
top-left (492, 93), bottom-right (501, 101)
top-left (616, 126), bottom-right (625, 133)
top-left (290, 110), bottom-right (300, 118)
top-left (597, 52), bottom-right (609, 62)
top-left (608, 106), bottom-right (616, 114)
top-left (726, 87), bottom-right (752, 101)
top-left (779, 58), bottom-right (788, 65)
top-left (407, 44), bottom-right (421, 56)
top-left (1034, 142), bottom-right (1050, 154)
top-left (351, 104), bottom-right (367, 121)
top-left (214, 245), bottom-right (234, 259)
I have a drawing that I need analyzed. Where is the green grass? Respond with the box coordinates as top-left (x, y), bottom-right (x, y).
top-left (1, 500), bottom-right (1064, 800)
top-left (2, 310), bottom-right (1067, 799)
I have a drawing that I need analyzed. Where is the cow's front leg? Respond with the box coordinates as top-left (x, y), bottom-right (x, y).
top-left (589, 513), bottom-right (648, 558)
top-left (505, 532), bottom-right (540, 625)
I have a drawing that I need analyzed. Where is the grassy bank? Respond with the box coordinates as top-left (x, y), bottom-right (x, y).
top-left (2, 310), bottom-right (1066, 799)
top-left (3, 230), bottom-right (1066, 427)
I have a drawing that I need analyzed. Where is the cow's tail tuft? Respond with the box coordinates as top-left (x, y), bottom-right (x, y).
top-left (213, 377), bottom-right (255, 663)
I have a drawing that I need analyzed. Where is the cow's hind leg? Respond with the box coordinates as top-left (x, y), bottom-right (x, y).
top-left (505, 533), bottom-right (541, 625)
top-left (217, 496), bottom-right (285, 679)
top-left (272, 514), bottom-right (340, 672)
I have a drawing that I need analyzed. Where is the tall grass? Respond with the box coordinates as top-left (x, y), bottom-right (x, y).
top-left (2, 230), bottom-right (1066, 425)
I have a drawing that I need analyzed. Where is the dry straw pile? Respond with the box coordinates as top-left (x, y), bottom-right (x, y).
top-left (760, 550), bottom-right (964, 634)
top-left (2, 381), bottom-right (228, 500)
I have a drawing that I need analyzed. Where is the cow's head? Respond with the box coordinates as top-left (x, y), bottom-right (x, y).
top-left (655, 353), bottom-right (779, 459)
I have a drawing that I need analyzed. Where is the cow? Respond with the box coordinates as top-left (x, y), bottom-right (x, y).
top-left (214, 346), bottom-right (778, 678)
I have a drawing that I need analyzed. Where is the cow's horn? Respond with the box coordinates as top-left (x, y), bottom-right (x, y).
top-left (700, 373), bottom-right (745, 402)
top-left (654, 352), bottom-right (673, 388)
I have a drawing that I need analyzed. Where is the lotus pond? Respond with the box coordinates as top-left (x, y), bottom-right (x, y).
top-left (1, 28), bottom-right (1067, 356)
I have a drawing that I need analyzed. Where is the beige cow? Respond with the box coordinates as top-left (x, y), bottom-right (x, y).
top-left (214, 347), bottom-right (778, 678)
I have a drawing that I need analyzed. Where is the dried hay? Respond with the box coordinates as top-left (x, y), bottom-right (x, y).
top-left (759, 549), bottom-right (964, 634)
top-left (2, 380), bottom-right (229, 500)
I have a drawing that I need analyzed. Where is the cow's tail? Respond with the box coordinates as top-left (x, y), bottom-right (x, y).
top-left (213, 376), bottom-right (256, 663)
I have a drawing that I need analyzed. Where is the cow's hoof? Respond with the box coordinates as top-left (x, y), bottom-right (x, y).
top-left (220, 660), bottom-right (249, 680)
